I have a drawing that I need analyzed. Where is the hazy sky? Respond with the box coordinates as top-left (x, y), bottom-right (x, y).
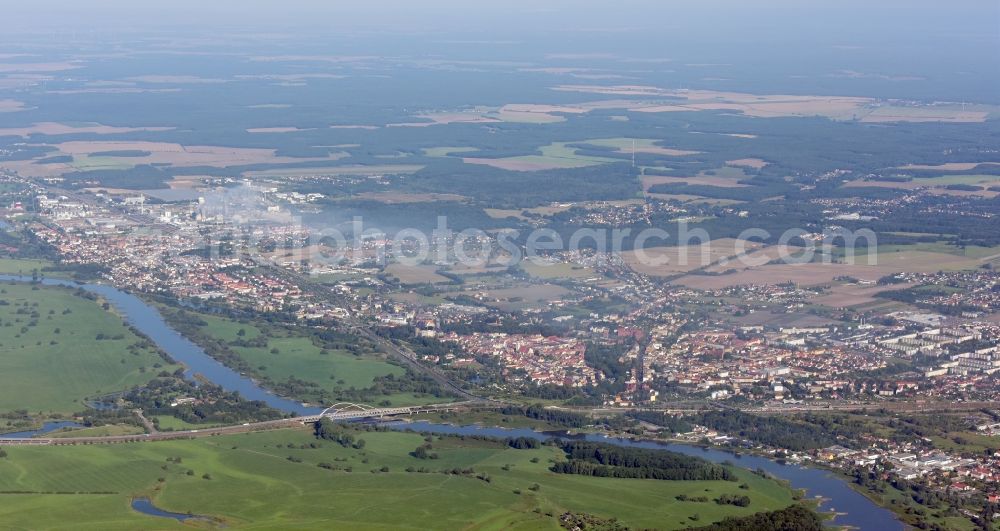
top-left (3, 0), bottom-right (996, 102)
top-left (5, 0), bottom-right (998, 36)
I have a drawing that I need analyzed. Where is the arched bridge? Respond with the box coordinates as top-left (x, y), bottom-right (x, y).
top-left (298, 400), bottom-right (478, 423)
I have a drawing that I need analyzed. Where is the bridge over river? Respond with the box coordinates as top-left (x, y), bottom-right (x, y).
top-left (0, 400), bottom-right (487, 446)
top-left (298, 401), bottom-right (475, 422)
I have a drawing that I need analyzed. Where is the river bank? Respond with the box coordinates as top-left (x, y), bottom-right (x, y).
top-left (0, 274), bottom-right (904, 530)
top-left (0, 274), bottom-right (321, 415)
top-left (384, 420), bottom-right (904, 531)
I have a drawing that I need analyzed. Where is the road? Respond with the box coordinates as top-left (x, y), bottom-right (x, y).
top-left (133, 409), bottom-right (158, 434)
top-left (29, 176), bottom-right (484, 404)
top-left (548, 399), bottom-right (1000, 417)
top-left (0, 401), bottom-right (487, 446)
top-left (0, 417), bottom-right (304, 446)
top-left (245, 254), bottom-right (485, 402)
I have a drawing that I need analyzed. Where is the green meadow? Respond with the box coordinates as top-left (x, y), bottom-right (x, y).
top-left (186, 312), bottom-right (440, 407)
top-left (199, 313), bottom-right (402, 385)
top-left (0, 427), bottom-right (799, 530)
top-left (0, 282), bottom-right (176, 415)
top-left (0, 258), bottom-right (57, 276)
top-left (70, 155), bottom-right (139, 172)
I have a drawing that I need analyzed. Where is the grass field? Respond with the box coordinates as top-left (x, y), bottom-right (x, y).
top-left (521, 261), bottom-right (596, 280)
top-left (463, 142), bottom-right (617, 171)
top-left (581, 137), bottom-right (701, 157)
top-left (192, 313), bottom-right (440, 406)
top-left (623, 238), bottom-right (763, 276)
top-left (0, 282), bottom-right (176, 413)
top-left (199, 314), bottom-right (403, 387)
top-left (70, 155), bottom-right (138, 171)
top-left (231, 334), bottom-right (401, 386)
top-left (0, 258), bottom-right (83, 280)
top-left (0, 427), bottom-right (798, 530)
top-left (46, 424), bottom-right (145, 438)
top-left (152, 415), bottom-right (221, 431)
top-left (0, 258), bottom-right (56, 275)
top-left (855, 241), bottom-right (1000, 270)
top-left (384, 263), bottom-right (453, 285)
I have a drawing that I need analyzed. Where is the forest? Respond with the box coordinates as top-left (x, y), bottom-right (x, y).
top-left (686, 411), bottom-right (843, 451)
top-left (686, 504), bottom-right (823, 531)
top-left (551, 441), bottom-right (735, 481)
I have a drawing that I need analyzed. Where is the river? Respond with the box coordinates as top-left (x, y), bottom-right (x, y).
top-left (386, 421), bottom-right (903, 531)
top-left (1, 274), bottom-right (902, 529)
top-left (130, 498), bottom-right (207, 522)
top-left (0, 274), bottom-right (321, 415)
top-left (1, 420), bottom-right (83, 438)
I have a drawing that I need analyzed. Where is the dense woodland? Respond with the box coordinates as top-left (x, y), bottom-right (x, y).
top-left (551, 441), bottom-right (735, 481)
top-left (686, 410), bottom-right (844, 451)
top-left (123, 373), bottom-right (287, 426)
top-left (498, 404), bottom-right (591, 428)
top-left (628, 410), bottom-right (694, 434)
top-left (685, 504), bottom-right (823, 531)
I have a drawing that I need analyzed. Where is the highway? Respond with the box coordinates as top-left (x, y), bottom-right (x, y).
top-left (0, 401), bottom-right (483, 446)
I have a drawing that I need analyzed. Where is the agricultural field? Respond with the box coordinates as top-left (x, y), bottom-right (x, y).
top-left (672, 243), bottom-right (1000, 290)
top-left (0, 427), bottom-right (799, 530)
top-left (549, 85), bottom-right (998, 122)
top-left (7, 141), bottom-right (357, 179)
top-left (0, 99), bottom-right (27, 113)
top-left (725, 158), bottom-right (768, 169)
top-left (701, 244), bottom-right (806, 274)
top-left (844, 175), bottom-right (1000, 197)
top-left (910, 174), bottom-right (1000, 187)
top-left (899, 162), bottom-right (1000, 171)
top-left (422, 146), bottom-right (480, 157)
top-left (808, 281), bottom-right (917, 309)
top-left (384, 264), bottom-right (454, 285)
top-left (354, 192), bottom-right (468, 203)
top-left (245, 127), bottom-right (315, 133)
top-left (243, 164), bottom-right (423, 178)
top-left (849, 243), bottom-right (1000, 269)
top-left (623, 238), bottom-right (764, 276)
top-left (580, 137), bottom-right (701, 157)
top-left (521, 261), bottom-right (596, 280)
top-left (0, 122), bottom-right (173, 138)
top-left (0, 282), bottom-right (176, 414)
top-left (447, 284), bottom-right (573, 311)
top-left (463, 142), bottom-right (617, 171)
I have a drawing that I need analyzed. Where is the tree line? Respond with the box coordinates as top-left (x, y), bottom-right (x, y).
top-left (550, 441), bottom-right (735, 481)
